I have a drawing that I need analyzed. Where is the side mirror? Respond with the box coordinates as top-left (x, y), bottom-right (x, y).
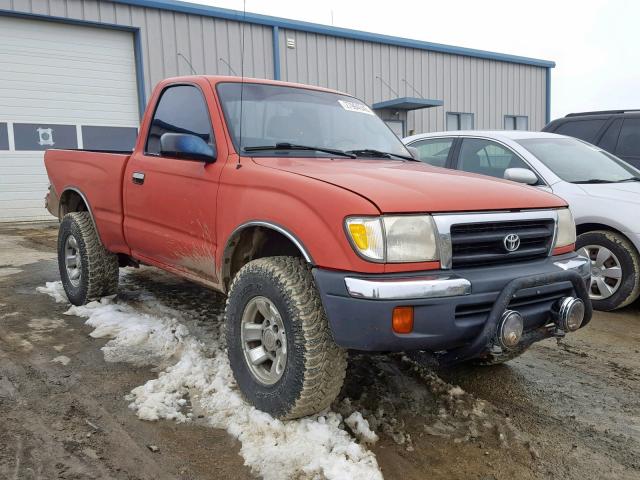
top-left (406, 146), bottom-right (420, 159)
top-left (160, 133), bottom-right (216, 163)
top-left (504, 167), bottom-right (537, 185)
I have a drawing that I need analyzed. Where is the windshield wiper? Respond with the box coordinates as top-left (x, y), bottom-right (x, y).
top-left (346, 149), bottom-right (417, 161)
top-left (244, 143), bottom-right (356, 158)
top-left (616, 177), bottom-right (640, 182)
top-left (572, 179), bottom-right (617, 184)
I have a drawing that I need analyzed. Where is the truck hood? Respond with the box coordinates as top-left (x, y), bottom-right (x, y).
top-left (252, 157), bottom-right (566, 213)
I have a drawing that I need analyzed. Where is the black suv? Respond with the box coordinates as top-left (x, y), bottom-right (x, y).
top-left (543, 110), bottom-right (640, 168)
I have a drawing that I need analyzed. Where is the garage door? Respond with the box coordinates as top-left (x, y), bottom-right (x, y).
top-left (0, 16), bottom-right (140, 222)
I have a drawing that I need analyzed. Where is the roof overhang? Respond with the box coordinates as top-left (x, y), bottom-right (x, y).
top-left (372, 97), bottom-right (444, 111)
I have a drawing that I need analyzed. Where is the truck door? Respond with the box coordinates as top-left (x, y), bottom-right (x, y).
top-left (123, 82), bottom-right (224, 284)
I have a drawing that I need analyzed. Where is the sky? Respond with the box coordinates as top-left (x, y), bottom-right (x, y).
top-left (192, 0), bottom-right (639, 120)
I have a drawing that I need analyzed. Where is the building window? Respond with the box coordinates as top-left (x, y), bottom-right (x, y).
top-left (0, 123), bottom-right (8, 150)
top-left (82, 126), bottom-right (138, 151)
top-left (446, 112), bottom-right (474, 131)
top-left (13, 123), bottom-right (77, 151)
top-left (504, 115), bottom-right (529, 131)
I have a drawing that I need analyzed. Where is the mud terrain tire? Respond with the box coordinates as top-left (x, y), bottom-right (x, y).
top-left (577, 230), bottom-right (640, 311)
top-left (225, 256), bottom-right (347, 419)
top-left (58, 212), bottom-right (119, 306)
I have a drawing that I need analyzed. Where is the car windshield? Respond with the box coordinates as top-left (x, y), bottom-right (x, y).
top-left (216, 82), bottom-right (410, 158)
top-left (516, 137), bottom-right (640, 183)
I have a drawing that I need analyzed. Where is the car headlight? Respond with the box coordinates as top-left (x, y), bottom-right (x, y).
top-left (345, 215), bottom-right (439, 262)
top-left (554, 208), bottom-right (576, 249)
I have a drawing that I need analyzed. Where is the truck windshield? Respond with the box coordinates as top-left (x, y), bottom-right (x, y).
top-left (216, 82), bottom-right (410, 158)
top-left (517, 137), bottom-right (640, 184)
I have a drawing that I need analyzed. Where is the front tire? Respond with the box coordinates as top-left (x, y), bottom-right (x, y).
top-left (58, 212), bottom-right (119, 306)
top-left (577, 230), bottom-right (640, 311)
top-left (225, 256), bottom-right (347, 419)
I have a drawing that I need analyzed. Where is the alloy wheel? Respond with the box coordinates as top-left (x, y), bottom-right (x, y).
top-left (240, 296), bottom-right (287, 385)
top-left (64, 234), bottom-right (82, 287)
top-left (578, 245), bottom-right (622, 300)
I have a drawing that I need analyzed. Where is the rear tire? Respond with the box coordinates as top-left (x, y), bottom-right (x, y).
top-left (58, 212), bottom-right (119, 306)
top-left (577, 230), bottom-right (640, 311)
top-left (225, 256), bottom-right (346, 419)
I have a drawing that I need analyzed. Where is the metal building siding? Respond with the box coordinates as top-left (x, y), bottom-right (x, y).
top-left (0, 0), bottom-right (274, 102)
top-left (279, 28), bottom-right (547, 132)
top-left (0, 0), bottom-right (547, 134)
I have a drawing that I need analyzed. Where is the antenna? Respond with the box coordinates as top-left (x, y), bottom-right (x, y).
top-left (219, 57), bottom-right (238, 76)
top-left (401, 78), bottom-right (424, 99)
top-left (237, 0), bottom-right (246, 169)
top-left (375, 74), bottom-right (399, 97)
top-left (177, 52), bottom-right (197, 75)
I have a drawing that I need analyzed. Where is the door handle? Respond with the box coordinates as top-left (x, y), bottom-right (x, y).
top-left (132, 172), bottom-right (145, 185)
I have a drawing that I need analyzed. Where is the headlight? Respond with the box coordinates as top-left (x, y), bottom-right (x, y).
top-left (554, 208), bottom-right (576, 249)
top-left (345, 215), bottom-right (439, 263)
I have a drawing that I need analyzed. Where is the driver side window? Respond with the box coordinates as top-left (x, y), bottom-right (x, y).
top-left (457, 138), bottom-right (536, 182)
top-left (146, 85), bottom-right (214, 157)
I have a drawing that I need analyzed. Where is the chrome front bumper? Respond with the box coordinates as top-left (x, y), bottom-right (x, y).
top-left (345, 274), bottom-right (471, 300)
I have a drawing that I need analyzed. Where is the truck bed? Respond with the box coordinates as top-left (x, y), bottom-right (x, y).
top-left (44, 149), bottom-right (130, 253)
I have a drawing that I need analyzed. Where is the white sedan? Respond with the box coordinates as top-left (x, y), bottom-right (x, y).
top-left (404, 130), bottom-right (640, 311)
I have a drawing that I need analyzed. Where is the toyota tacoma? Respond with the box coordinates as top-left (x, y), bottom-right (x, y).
top-left (44, 76), bottom-right (592, 419)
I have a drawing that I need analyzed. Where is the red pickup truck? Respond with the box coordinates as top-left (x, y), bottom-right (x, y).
top-left (44, 76), bottom-right (592, 419)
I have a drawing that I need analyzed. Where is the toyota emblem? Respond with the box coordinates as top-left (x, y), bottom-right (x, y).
top-left (503, 233), bottom-right (520, 252)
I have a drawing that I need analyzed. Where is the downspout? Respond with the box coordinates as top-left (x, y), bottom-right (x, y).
top-left (272, 25), bottom-right (281, 80)
top-left (545, 67), bottom-right (551, 125)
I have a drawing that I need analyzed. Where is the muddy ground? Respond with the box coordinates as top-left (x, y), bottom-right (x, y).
top-left (0, 223), bottom-right (638, 480)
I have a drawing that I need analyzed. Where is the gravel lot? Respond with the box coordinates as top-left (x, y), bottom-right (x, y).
top-left (1, 223), bottom-right (638, 480)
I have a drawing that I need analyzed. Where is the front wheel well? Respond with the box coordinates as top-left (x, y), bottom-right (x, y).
top-left (576, 223), bottom-right (628, 238)
top-left (576, 222), bottom-right (640, 256)
top-left (222, 226), bottom-right (311, 292)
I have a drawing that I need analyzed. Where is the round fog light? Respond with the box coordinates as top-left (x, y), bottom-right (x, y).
top-left (558, 297), bottom-right (585, 332)
top-left (498, 310), bottom-right (524, 350)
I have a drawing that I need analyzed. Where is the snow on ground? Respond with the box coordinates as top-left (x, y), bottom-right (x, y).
top-left (344, 412), bottom-right (379, 445)
top-left (37, 280), bottom-right (383, 480)
top-left (37, 281), bottom-right (68, 303)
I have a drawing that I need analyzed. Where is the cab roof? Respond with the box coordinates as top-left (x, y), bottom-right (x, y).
top-left (162, 75), bottom-right (347, 97)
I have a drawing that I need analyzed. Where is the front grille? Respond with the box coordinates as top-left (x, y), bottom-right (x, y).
top-left (450, 219), bottom-right (555, 268)
top-left (455, 290), bottom-right (568, 319)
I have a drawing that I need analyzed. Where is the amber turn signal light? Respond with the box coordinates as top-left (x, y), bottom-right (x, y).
top-left (392, 306), bottom-right (414, 334)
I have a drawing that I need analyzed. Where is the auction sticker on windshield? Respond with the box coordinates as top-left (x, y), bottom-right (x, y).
top-left (338, 99), bottom-right (374, 115)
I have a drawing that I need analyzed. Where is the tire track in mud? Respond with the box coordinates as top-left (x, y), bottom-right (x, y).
top-left (440, 335), bottom-right (640, 479)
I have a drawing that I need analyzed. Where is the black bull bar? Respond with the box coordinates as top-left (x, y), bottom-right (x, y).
top-left (437, 270), bottom-right (592, 366)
